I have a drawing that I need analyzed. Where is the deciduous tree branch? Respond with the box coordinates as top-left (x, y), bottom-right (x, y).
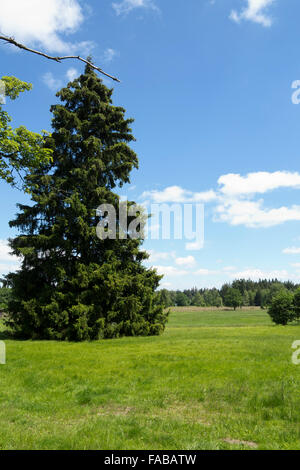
top-left (0, 34), bottom-right (121, 83)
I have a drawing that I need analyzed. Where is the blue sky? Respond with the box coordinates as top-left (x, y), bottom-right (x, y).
top-left (2, 0), bottom-right (300, 289)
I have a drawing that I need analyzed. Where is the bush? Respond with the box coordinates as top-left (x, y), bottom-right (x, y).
top-left (268, 290), bottom-right (295, 325)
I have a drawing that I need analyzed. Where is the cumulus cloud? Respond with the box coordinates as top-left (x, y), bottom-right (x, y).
top-left (142, 171), bottom-right (300, 230)
top-left (66, 68), bottom-right (79, 82)
top-left (218, 171), bottom-right (300, 197)
top-left (194, 268), bottom-right (218, 276)
top-left (283, 247), bottom-right (300, 254)
top-left (42, 72), bottom-right (63, 91)
top-left (175, 256), bottom-right (196, 268)
top-left (230, 0), bottom-right (275, 27)
top-left (215, 171), bottom-right (300, 228)
top-left (103, 48), bottom-right (118, 63)
top-left (0, 0), bottom-right (94, 54)
top-left (43, 68), bottom-right (80, 91)
top-left (153, 265), bottom-right (189, 277)
top-left (0, 240), bottom-right (20, 276)
top-left (112, 0), bottom-right (158, 16)
top-left (230, 268), bottom-right (290, 281)
top-left (142, 186), bottom-right (217, 204)
top-left (0, 240), bottom-right (18, 262)
top-left (160, 282), bottom-right (172, 288)
top-left (146, 250), bottom-right (175, 263)
top-left (185, 240), bottom-right (204, 251)
top-left (215, 199), bottom-right (300, 228)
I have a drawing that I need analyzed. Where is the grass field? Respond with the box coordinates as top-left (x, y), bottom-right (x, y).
top-left (0, 307), bottom-right (300, 450)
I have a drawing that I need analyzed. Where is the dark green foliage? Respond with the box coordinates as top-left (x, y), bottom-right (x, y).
top-left (160, 279), bottom-right (300, 308)
top-left (268, 291), bottom-right (295, 326)
top-left (254, 290), bottom-right (262, 307)
top-left (224, 288), bottom-right (243, 310)
top-left (203, 288), bottom-right (222, 307)
top-left (0, 288), bottom-right (12, 312)
top-left (175, 292), bottom-right (190, 307)
top-left (5, 65), bottom-right (167, 341)
top-left (191, 292), bottom-right (205, 307)
top-left (154, 289), bottom-right (172, 308)
top-left (293, 287), bottom-right (300, 320)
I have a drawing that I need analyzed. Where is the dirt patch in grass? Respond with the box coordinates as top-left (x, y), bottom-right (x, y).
top-left (97, 405), bottom-right (134, 417)
top-left (223, 438), bottom-right (258, 448)
top-left (153, 401), bottom-right (212, 426)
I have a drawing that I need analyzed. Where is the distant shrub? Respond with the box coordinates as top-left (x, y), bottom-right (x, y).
top-left (268, 290), bottom-right (295, 325)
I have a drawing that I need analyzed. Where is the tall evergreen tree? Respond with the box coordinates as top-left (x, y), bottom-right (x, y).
top-left (5, 65), bottom-right (167, 341)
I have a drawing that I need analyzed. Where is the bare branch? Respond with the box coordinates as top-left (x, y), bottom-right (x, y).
top-left (0, 35), bottom-right (121, 83)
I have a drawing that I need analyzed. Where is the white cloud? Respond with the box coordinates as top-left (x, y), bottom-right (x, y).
top-left (215, 198), bottom-right (300, 228)
top-left (103, 48), bottom-right (118, 63)
top-left (42, 72), bottom-right (63, 91)
top-left (230, 0), bottom-right (275, 27)
top-left (230, 268), bottom-right (290, 281)
top-left (142, 186), bottom-right (217, 203)
top-left (283, 247), bottom-right (300, 254)
top-left (44, 67), bottom-right (79, 91)
top-left (112, 0), bottom-right (158, 16)
top-left (0, 0), bottom-right (94, 53)
top-left (160, 282), bottom-right (172, 288)
top-left (215, 171), bottom-right (300, 228)
top-left (143, 170), bottom-right (300, 207)
top-left (142, 170), bottom-right (300, 230)
top-left (66, 68), bottom-right (79, 82)
top-left (147, 250), bottom-right (175, 263)
top-left (218, 171), bottom-right (300, 197)
top-left (175, 256), bottom-right (196, 268)
top-left (0, 263), bottom-right (19, 274)
top-left (185, 240), bottom-right (204, 251)
top-left (0, 240), bottom-right (18, 263)
top-left (153, 265), bottom-right (189, 277)
top-left (194, 268), bottom-right (218, 276)
top-left (0, 240), bottom-right (20, 276)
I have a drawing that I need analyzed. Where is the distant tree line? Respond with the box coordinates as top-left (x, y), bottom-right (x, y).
top-left (2, 278), bottom-right (300, 327)
top-left (155, 279), bottom-right (300, 311)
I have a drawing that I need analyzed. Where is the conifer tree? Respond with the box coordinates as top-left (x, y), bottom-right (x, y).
top-left (5, 65), bottom-right (167, 341)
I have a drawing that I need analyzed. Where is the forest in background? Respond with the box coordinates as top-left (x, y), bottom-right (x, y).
top-left (155, 279), bottom-right (300, 309)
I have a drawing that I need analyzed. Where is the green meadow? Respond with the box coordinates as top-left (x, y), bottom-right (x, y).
top-left (0, 308), bottom-right (299, 450)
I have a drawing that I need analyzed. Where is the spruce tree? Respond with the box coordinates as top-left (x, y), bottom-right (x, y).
top-left (5, 65), bottom-right (167, 341)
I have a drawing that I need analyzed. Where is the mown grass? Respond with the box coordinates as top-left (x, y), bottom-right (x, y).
top-left (0, 308), bottom-right (299, 450)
